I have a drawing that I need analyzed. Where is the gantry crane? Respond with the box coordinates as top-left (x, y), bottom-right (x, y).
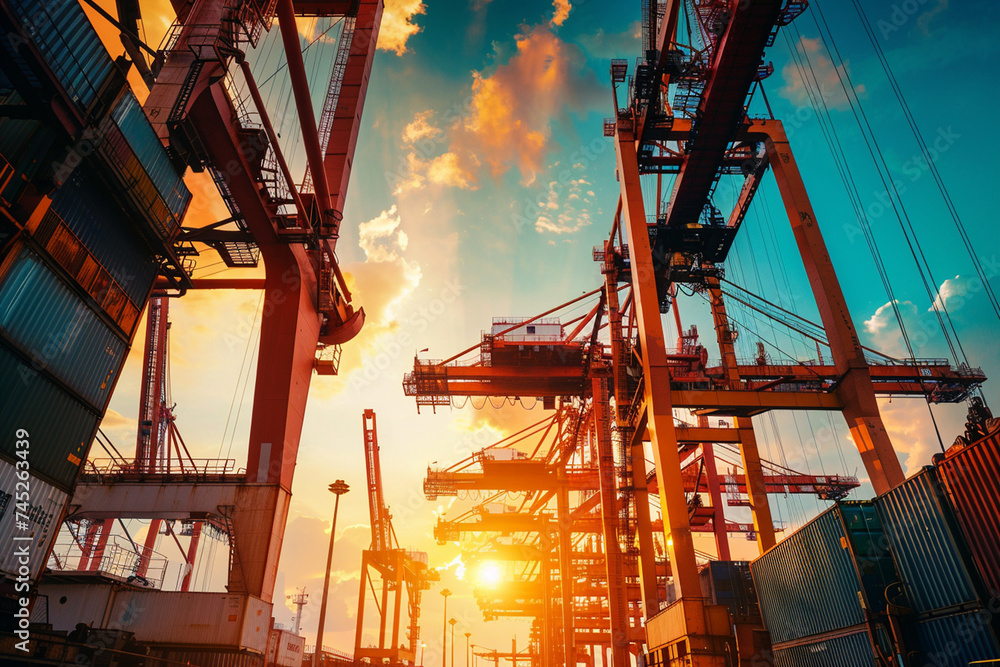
top-left (355, 410), bottom-right (439, 666)
top-left (68, 2), bottom-right (383, 622)
top-left (598, 1), bottom-right (987, 665)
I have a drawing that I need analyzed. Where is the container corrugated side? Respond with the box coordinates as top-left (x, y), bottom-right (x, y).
top-left (36, 582), bottom-right (114, 631)
top-left (105, 591), bottom-right (271, 652)
top-left (240, 594), bottom-right (271, 653)
top-left (875, 466), bottom-right (982, 613)
top-left (772, 629), bottom-right (876, 667)
top-left (0, 248), bottom-right (126, 407)
top-left (913, 608), bottom-right (1000, 666)
top-left (0, 461), bottom-right (66, 583)
top-left (10, 0), bottom-right (114, 108)
top-left (937, 433), bottom-right (1000, 597)
top-left (49, 168), bottom-right (159, 305)
top-left (751, 506), bottom-right (865, 644)
top-left (110, 92), bottom-right (191, 219)
top-left (0, 344), bottom-right (96, 490)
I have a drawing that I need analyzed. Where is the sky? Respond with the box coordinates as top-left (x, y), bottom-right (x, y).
top-left (80, 0), bottom-right (1000, 659)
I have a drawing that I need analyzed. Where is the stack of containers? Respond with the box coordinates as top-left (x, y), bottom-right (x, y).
top-left (0, 0), bottom-right (185, 605)
top-left (749, 502), bottom-right (902, 667)
top-left (874, 466), bottom-right (1000, 665)
top-left (936, 432), bottom-right (1000, 600)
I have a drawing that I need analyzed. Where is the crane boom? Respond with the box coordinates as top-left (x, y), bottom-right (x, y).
top-left (363, 409), bottom-right (393, 553)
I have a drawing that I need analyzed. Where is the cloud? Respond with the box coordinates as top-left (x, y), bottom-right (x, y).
top-left (862, 299), bottom-right (920, 357)
top-left (533, 177), bottom-right (592, 234)
top-left (402, 24), bottom-right (601, 190)
top-left (929, 274), bottom-right (969, 312)
top-left (358, 205), bottom-right (409, 263)
top-left (459, 25), bottom-right (601, 184)
top-left (276, 517), bottom-right (371, 644)
top-left (426, 152), bottom-right (476, 189)
top-left (326, 206), bottom-right (423, 385)
top-left (551, 0), bottom-right (572, 26)
top-left (917, 0), bottom-right (949, 36)
top-left (394, 112), bottom-right (479, 194)
top-left (876, 399), bottom-right (966, 476)
top-left (780, 37), bottom-right (865, 111)
top-left (378, 0), bottom-right (427, 56)
top-left (402, 110), bottom-right (443, 144)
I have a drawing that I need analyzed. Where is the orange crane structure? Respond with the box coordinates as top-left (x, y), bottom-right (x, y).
top-left (403, 4), bottom-right (987, 665)
top-left (355, 410), bottom-right (439, 666)
top-left (409, 307), bottom-right (861, 666)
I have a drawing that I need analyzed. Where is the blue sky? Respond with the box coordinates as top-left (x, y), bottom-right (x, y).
top-left (87, 0), bottom-right (999, 656)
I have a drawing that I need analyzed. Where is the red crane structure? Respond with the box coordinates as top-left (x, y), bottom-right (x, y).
top-left (52, 1), bottom-right (384, 660)
top-left (355, 410), bottom-right (439, 666)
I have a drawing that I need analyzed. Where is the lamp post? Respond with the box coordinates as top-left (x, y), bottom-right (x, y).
top-left (464, 632), bottom-right (471, 667)
top-left (449, 618), bottom-right (457, 667)
top-left (440, 589), bottom-right (451, 667)
top-left (314, 480), bottom-right (349, 667)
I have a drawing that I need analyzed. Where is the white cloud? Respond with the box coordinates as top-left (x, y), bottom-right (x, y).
top-left (780, 36), bottom-right (865, 111)
top-left (929, 274), bottom-right (969, 312)
top-left (358, 205), bottom-right (409, 263)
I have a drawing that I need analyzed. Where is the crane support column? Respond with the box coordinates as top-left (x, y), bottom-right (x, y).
top-left (593, 377), bottom-right (630, 667)
top-left (603, 252), bottom-right (660, 617)
top-left (556, 476), bottom-right (575, 666)
top-left (616, 122), bottom-right (735, 666)
top-left (699, 435), bottom-right (731, 561)
top-left (756, 119), bottom-right (905, 494)
top-left (707, 282), bottom-right (776, 552)
top-left (615, 122), bottom-right (700, 602)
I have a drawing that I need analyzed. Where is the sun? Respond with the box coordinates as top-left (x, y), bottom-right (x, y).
top-left (476, 562), bottom-right (503, 588)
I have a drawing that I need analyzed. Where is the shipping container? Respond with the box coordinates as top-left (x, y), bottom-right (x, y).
top-left (0, 460), bottom-right (66, 583)
top-left (0, 248), bottom-right (127, 407)
top-left (750, 506), bottom-right (867, 644)
top-left (268, 629), bottom-right (306, 667)
top-left (102, 591), bottom-right (272, 653)
top-left (699, 560), bottom-right (760, 623)
top-left (8, 0), bottom-right (114, 109)
top-left (912, 608), bottom-right (1000, 666)
top-left (875, 466), bottom-right (983, 614)
top-left (772, 629), bottom-right (876, 667)
top-left (0, 92), bottom-right (58, 204)
top-left (49, 168), bottom-right (160, 305)
top-left (0, 343), bottom-right (96, 491)
top-left (109, 92), bottom-right (190, 220)
top-left (937, 432), bottom-right (1000, 598)
top-left (38, 581), bottom-right (114, 631)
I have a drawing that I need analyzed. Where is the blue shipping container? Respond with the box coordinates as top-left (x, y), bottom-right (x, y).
top-left (772, 629), bottom-right (876, 667)
top-left (9, 0), bottom-right (114, 108)
top-left (751, 506), bottom-right (867, 644)
top-left (110, 92), bottom-right (190, 219)
top-left (875, 466), bottom-right (983, 614)
top-left (0, 248), bottom-right (126, 408)
top-left (0, 344), bottom-right (97, 491)
top-left (914, 609), bottom-right (1000, 666)
top-left (50, 167), bottom-right (160, 304)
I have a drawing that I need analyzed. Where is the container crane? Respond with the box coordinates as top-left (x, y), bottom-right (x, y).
top-left (354, 410), bottom-right (439, 666)
top-left (601, 1), bottom-right (986, 664)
